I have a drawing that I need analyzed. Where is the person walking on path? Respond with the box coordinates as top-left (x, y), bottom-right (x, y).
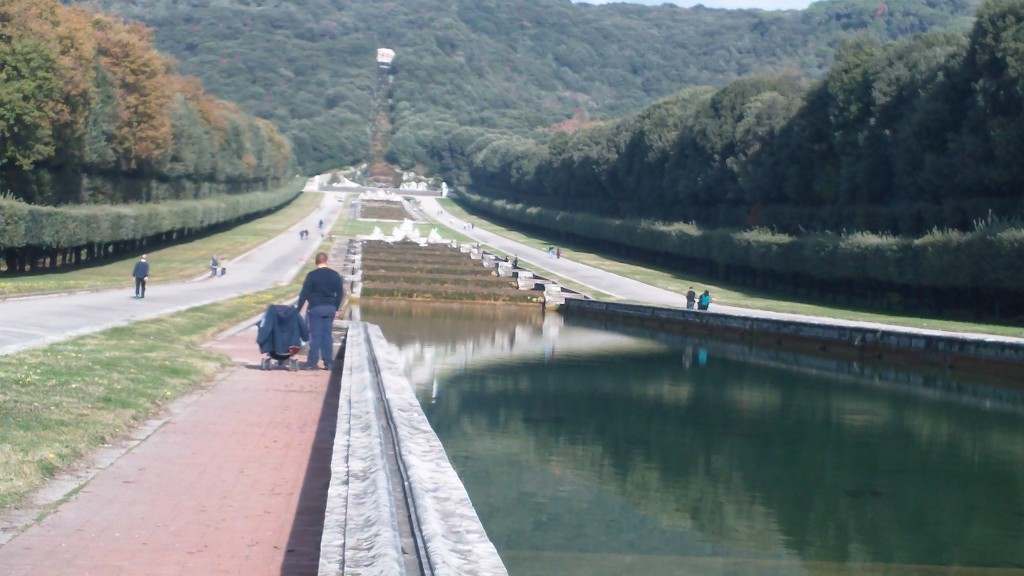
top-left (686, 286), bottom-right (696, 310)
top-left (132, 255), bottom-right (150, 299)
top-left (295, 252), bottom-right (344, 371)
top-left (210, 255), bottom-right (219, 277)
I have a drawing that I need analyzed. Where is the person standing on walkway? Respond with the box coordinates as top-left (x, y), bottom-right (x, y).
top-left (210, 255), bottom-right (219, 277)
top-left (686, 287), bottom-right (696, 310)
top-left (132, 255), bottom-right (150, 299)
top-left (698, 289), bottom-right (712, 311)
top-left (296, 252), bottom-right (344, 371)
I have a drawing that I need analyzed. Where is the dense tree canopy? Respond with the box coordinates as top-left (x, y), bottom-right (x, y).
top-left (0, 0), bottom-right (295, 205)
top-left (461, 0), bottom-right (1024, 236)
top-left (82, 0), bottom-right (979, 173)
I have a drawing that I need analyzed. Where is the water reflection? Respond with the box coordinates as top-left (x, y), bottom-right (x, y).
top-left (357, 303), bottom-right (1024, 575)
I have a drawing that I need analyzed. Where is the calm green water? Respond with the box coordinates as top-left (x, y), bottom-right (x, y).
top-left (358, 303), bottom-right (1024, 576)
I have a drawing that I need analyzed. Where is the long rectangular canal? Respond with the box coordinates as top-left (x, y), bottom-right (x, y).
top-left (359, 301), bottom-right (1024, 576)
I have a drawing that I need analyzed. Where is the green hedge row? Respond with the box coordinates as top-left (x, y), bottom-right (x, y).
top-left (0, 182), bottom-right (303, 250)
top-left (459, 192), bottom-right (1024, 294)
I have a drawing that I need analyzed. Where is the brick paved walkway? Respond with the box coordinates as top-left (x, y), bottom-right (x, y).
top-left (0, 326), bottom-right (338, 576)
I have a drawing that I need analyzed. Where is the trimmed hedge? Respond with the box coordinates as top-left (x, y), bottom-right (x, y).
top-left (1, 184), bottom-right (301, 250)
top-left (458, 192), bottom-right (1024, 313)
top-left (0, 181), bottom-right (303, 272)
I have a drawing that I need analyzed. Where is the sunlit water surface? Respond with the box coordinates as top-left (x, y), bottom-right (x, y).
top-left (357, 303), bottom-right (1024, 576)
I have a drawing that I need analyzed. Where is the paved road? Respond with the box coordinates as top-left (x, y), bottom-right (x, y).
top-left (2, 190), bottom-right (1021, 355)
top-left (0, 193), bottom-right (345, 356)
top-left (417, 196), bottom-right (1024, 346)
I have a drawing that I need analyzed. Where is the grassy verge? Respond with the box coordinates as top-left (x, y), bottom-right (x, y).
top-left (418, 199), bottom-right (617, 299)
top-left (0, 282), bottom-right (301, 511)
top-left (439, 198), bottom-right (1024, 338)
top-left (0, 191), bottom-right (322, 299)
top-left (342, 199), bottom-right (477, 245)
top-left (0, 190), bottom-right (334, 512)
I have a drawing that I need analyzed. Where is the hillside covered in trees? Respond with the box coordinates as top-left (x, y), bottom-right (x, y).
top-left (83, 0), bottom-right (979, 174)
top-left (0, 0), bottom-right (295, 206)
top-left (465, 0), bottom-right (1024, 236)
top-left (446, 0), bottom-right (1024, 320)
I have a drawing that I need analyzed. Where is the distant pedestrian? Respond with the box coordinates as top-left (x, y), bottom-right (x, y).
top-left (296, 252), bottom-right (344, 371)
top-left (318, 219), bottom-right (324, 231)
top-left (548, 246), bottom-right (555, 258)
top-left (219, 259), bottom-right (227, 277)
top-left (556, 247), bottom-right (561, 259)
top-left (686, 287), bottom-right (696, 310)
top-left (210, 255), bottom-right (219, 277)
top-left (132, 255), bottom-right (150, 299)
top-left (697, 290), bottom-right (711, 311)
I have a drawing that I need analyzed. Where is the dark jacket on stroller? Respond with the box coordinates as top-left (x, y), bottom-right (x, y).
top-left (257, 304), bottom-right (308, 357)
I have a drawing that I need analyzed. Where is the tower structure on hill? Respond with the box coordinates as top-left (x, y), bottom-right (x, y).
top-left (377, 48), bottom-right (395, 73)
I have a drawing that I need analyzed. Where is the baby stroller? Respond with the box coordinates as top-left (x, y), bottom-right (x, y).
top-left (256, 304), bottom-right (308, 371)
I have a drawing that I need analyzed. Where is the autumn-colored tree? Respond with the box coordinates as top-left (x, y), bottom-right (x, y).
top-left (91, 12), bottom-right (172, 170)
top-left (0, 0), bottom-right (95, 172)
top-left (0, 0), bottom-right (293, 204)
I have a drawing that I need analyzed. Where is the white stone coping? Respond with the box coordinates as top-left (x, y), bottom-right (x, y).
top-left (320, 324), bottom-right (405, 576)
top-left (321, 322), bottom-right (508, 576)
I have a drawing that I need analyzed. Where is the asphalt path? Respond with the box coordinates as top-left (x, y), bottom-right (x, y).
top-left (417, 196), bottom-right (1024, 346)
top-left (0, 192), bottom-right (345, 356)
top-left (416, 197), bottom-right (687, 306)
top-left (2, 190), bottom-right (1021, 356)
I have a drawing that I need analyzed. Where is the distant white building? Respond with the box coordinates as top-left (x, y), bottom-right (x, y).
top-left (377, 48), bottom-right (395, 71)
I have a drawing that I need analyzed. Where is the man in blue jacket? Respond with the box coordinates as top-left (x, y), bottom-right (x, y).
top-left (296, 252), bottom-right (344, 370)
top-left (132, 255), bottom-right (150, 298)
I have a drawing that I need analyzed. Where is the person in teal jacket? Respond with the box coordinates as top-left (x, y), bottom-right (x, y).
top-left (697, 290), bottom-right (711, 311)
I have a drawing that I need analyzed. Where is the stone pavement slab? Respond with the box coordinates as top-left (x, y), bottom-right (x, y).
top-left (0, 327), bottom-right (336, 576)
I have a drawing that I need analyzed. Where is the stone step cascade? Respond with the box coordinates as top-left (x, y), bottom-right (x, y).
top-left (341, 237), bottom-right (586, 306)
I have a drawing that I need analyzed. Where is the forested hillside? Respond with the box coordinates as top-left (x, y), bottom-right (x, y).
top-left (445, 0), bottom-right (1024, 320)
top-left (466, 0), bottom-right (1024, 237)
top-left (84, 0), bottom-right (978, 173)
top-left (0, 0), bottom-right (294, 206)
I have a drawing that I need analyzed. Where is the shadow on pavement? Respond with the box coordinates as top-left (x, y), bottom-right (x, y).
top-left (279, 353), bottom-right (342, 575)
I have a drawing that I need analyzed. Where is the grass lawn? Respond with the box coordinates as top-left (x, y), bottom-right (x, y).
top-left (418, 199), bottom-right (617, 300)
top-left (0, 282), bottom-right (300, 511)
top-left (438, 198), bottom-right (1024, 339)
top-left (348, 197), bottom-right (477, 245)
top-left (0, 190), bottom-right (333, 511)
